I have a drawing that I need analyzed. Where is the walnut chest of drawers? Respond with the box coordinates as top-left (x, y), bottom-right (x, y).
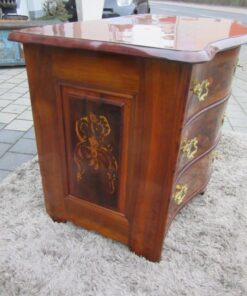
top-left (9, 14), bottom-right (247, 262)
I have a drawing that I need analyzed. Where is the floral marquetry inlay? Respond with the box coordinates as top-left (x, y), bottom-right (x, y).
top-left (74, 112), bottom-right (118, 195)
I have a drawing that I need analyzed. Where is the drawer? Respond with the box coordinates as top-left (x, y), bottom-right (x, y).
top-left (177, 97), bottom-right (227, 172)
top-left (185, 47), bottom-right (239, 120)
top-left (168, 149), bottom-right (215, 225)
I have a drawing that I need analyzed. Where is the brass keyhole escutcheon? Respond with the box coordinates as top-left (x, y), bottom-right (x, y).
top-left (191, 79), bottom-right (210, 102)
top-left (173, 184), bottom-right (188, 205)
top-left (181, 137), bottom-right (198, 160)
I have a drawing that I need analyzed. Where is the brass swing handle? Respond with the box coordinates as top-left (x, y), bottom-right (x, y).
top-left (173, 184), bottom-right (188, 205)
top-left (191, 79), bottom-right (210, 102)
top-left (181, 137), bottom-right (198, 160)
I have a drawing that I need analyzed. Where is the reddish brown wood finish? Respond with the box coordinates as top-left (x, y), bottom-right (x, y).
top-left (8, 14), bottom-right (247, 262)
top-left (178, 97), bottom-right (228, 172)
top-left (167, 148), bottom-right (216, 233)
top-left (186, 47), bottom-right (239, 120)
top-left (8, 14), bottom-right (247, 63)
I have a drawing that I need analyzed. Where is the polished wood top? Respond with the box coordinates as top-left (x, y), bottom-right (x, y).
top-left (8, 14), bottom-right (247, 62)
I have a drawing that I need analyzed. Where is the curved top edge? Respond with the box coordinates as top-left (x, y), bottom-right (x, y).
top-left (8, 14), bottom-right (247, 63)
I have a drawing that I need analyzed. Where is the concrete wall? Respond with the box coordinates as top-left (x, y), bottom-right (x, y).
top-left (16, 0), bottom-right (45, 18)
top-left (16, 0), bottom-right (29, 17)
top-left (27, 0), bottom-right (45, 18)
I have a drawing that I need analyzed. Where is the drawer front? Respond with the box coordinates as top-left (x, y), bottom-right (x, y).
top-left (185, 47), bottom-right (239, 120)
top-left (168, 150), bottom-right (215, 224)
top-left (178, 97), bottom-right (227, 172)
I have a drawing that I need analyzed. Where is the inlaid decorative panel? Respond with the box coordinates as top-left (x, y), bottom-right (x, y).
top-left (74, 112), bottom-right (118, 195)
top-left (61, 87), bottom-right (130, 210)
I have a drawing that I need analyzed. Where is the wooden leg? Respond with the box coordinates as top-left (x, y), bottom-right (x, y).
top-left (50, 216), bottom-right (67, 223)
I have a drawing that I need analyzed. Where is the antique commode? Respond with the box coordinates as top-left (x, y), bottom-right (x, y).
top-left (9, 14), bottom-right (247, 262)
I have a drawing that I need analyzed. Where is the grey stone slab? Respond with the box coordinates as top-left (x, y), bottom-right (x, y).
top-left (232, 87), bottom-right (247, 95)
top-left (5, 69), bottom-right (25, 75)
top-left (0, 113), bottom-right (17, 124)
top-left (14, 98), bottom-right (31, 106)
top-left (0, 92), bottom-right (22, 100)
top-left (235, 73), bottom-right (247, 83)
top-left (222, 125), bottom-right (233, 132)
top-left (238, 102), bottom-right (247, 109)
top-left (0, 152), bottom-right (33, 171)
top-left (17, 110), bottom-right (33, 121)
top-left (10, 138), bottom-right (37, 155)
top-left (233, 127), bottom-right (247, 133)
top-left (234, 79), bottom-right (247, 91)
top-left (5, 77), bottom-right (26, 84)
top-left (235, 96), bottom-right (247, 103)
top-left (0, 170), bottom-right (11, 182)
top-left (227, 110), bottom-right (247, 118)
top-left (9, 88), bottom-right (28, 95)
top-left (2, 104), bottom-right (27, 114)
top-left (227, 99), bottom-right (238, 106)
top-left (21, 93), bottom-right (30, 99)
top-left (0, 130), bottom-right (24, 144)
top-left (0, 71), bottom-right (18, 77)
top-left (0, 143), bottom-right (11, 157)
top-left (23, 127), bottom-right (35, 139)
top-left (222, 119), bottom-right (232, 128)
top-left (0, 100), bottom-right (12, 108)
top-left (228, 117), bottom-right (247, 127)
top-left (0, 89), bottom-right (8, 96)
top-left (19, 82), bottom-right (29, 88)
top-left (5, 119), bottom-right (33, 131)
top-left (0, 83), bottom-right (15, 89)
top-left (226, 105), bottom-right (244, 114)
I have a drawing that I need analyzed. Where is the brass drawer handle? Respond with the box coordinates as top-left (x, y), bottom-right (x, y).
top-left (173, 184), bottom-right (188, 205)
top-left (181, 137), bottom-right (198, 160)
top-left (191, 79), bottom-right (210, 102)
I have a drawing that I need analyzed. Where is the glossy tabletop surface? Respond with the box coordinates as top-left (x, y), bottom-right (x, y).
top-left (8, 14), bottom-right (247, 62)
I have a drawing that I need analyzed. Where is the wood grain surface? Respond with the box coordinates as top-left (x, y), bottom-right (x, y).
top-left (17, 15), bottom-right (244, 261)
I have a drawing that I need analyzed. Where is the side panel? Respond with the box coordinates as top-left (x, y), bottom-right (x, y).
top-left (128, 59), bottom-right (192, 261)
top-left (24, 45), bottom-right (139, 244)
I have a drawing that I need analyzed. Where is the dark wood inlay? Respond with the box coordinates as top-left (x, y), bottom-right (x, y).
top-left (61, 86), bottom-right (129, 211)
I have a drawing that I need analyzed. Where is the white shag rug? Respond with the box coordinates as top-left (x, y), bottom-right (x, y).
top-left (0, 132), bottom-right (247, 296)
